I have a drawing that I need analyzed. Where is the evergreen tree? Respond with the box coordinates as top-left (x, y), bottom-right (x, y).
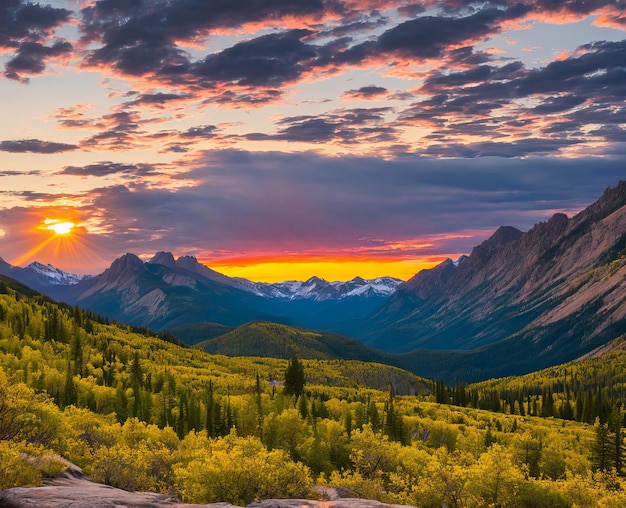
top-left (610, 404), bottom-right (624, 475)
top-left (592, 418), bottom-right (615, 472)
top-left (284, 356), bottom-right (305, 401)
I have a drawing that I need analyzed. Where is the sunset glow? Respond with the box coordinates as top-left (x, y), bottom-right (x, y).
top-left (206, 256), bottom-right (448, 283)
top-left (0, 1), bottom-right (624, 280)
top-left (44, 220), bottom-right (76, 236)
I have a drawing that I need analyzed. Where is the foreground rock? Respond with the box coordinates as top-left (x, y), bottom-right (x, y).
top-left (0, 473), bottom-right (412, 508)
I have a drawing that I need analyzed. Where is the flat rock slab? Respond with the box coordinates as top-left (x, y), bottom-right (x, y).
top-left (249, 501), bottom-right (411, 508)
top-left (0, 476), bottom-right (413, 508)
top-left (0, 477), bottom-right (186, 508)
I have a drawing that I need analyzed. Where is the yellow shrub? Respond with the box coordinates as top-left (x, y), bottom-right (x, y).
top-left (0, 441), bottom-right (41, 489)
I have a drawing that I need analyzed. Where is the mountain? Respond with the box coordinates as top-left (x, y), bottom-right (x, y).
top-left (357, 181), bottom-right (626, 380)
top-left (0, 259), bottom-right (88, 292)
top-left (48, 253), bottom-right (288, 330)
top-left (149, 251), bottom-right (250, 290)
top-left (147, 252), bottom-right (402, 302)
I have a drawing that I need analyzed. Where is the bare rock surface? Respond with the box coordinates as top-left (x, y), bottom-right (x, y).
top-left (0, 464), bottom-right (230, 508)
top-left (0, 474), bottom-right (413, 508)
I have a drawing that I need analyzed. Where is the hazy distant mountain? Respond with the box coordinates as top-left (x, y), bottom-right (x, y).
top-left (240, 275), bottom-right (402, 301)
top-left (355, 181), bottom-right (626, 379)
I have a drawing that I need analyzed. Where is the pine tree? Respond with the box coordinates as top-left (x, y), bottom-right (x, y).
top-left (592, 418), bottom-right (615, 472)
top-left (284, 356), bottom-right (305, 401)
top-left (610, 404), bottom-right (624, 475)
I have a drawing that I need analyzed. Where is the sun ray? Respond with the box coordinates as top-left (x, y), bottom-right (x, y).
top-left (10, 217), bottom-right (108, 273)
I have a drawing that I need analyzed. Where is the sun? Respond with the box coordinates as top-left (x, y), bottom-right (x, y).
top-left (44, 219), bottom-right (76, 235)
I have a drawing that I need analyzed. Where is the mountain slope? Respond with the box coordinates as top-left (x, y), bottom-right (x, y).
top-left (353, 181), bottom-right (626, 380)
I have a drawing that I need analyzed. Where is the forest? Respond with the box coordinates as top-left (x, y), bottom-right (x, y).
top-left (1, 276), bottom-right (626, 507)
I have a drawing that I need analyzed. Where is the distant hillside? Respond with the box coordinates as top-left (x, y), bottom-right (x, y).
top-left (165, 322), bottom-right (235, 345)
top-left (194, 321), bottom-right (388, 362)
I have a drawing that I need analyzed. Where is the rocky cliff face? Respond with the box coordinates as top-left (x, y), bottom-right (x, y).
top-left (363, 181), bottom-right (626, 357)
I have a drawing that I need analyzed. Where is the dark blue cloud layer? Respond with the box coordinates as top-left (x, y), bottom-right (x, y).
top-left (27, 150), bottom-right (626, 261)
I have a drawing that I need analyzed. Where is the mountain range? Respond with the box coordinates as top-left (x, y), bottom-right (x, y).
top-left (0, 250), bottom-right (401, 335)
top-left (1, 181), bottom-right (625, 382)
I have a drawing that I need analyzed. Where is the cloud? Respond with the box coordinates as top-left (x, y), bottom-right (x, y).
top-left (394, 38), bottom-right (626, 157)
top-left (244, 107), bottom-right (396, 145)
top-left (34, 150), bottom-right (626, 261)
top-left (185, 30), bottom-right (318, 88)
top-left (128, 92), bottom-right (195, 107)
top-left (78, 0), bottom-right (328, 82)
top-left (60, 162), bottom-right (162, 178)
top-left (0, 139), bottom-right (77, 154)
top-left (0, 1), bottom-right (73, 81)
top-left (342, 85), bottom-right (389, 100)
top-left (4, 40), bottom-right (73, 82)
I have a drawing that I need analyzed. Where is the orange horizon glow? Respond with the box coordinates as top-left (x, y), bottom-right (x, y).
top-left (201, 255), bottom-right (454, 282)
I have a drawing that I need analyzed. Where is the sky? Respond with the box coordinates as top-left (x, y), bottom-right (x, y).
top-left (0, 0), bottom-right (625, 282)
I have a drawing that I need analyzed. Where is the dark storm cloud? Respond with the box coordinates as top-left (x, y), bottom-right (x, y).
top-left (377, 6), bottom-right (529, 58)
top-left (396, 38), bottom-right (626, 155)
top-left (0, 139), bottom-right (77, 153)
top-left (0, 1), bottom-right (73, 81)
top-left (73, 150), bottom-right (626, 257)
top-left (422, 138), bottom-right (581, 158)
top-left (329, 5), bottom-right (531, 67)
top-left (532, 95), bottom-right (588, 114)
top-left (0, 1), bottom-right (71, 46)
top-left (74, 1), bottom-right (539, 104)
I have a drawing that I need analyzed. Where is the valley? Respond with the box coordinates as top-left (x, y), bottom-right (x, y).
top-left (1, 182), bottom-right (626, 506)
top-left (1, 275), bottom-right (626, 506)
top-left (3, 181), bottom-right (624, 383)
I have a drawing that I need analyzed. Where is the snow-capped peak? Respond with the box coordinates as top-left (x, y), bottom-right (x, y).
top-left (26, 262), bottom-right (88, 286)
top-left (243, 275), bottom-right (403, 301)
